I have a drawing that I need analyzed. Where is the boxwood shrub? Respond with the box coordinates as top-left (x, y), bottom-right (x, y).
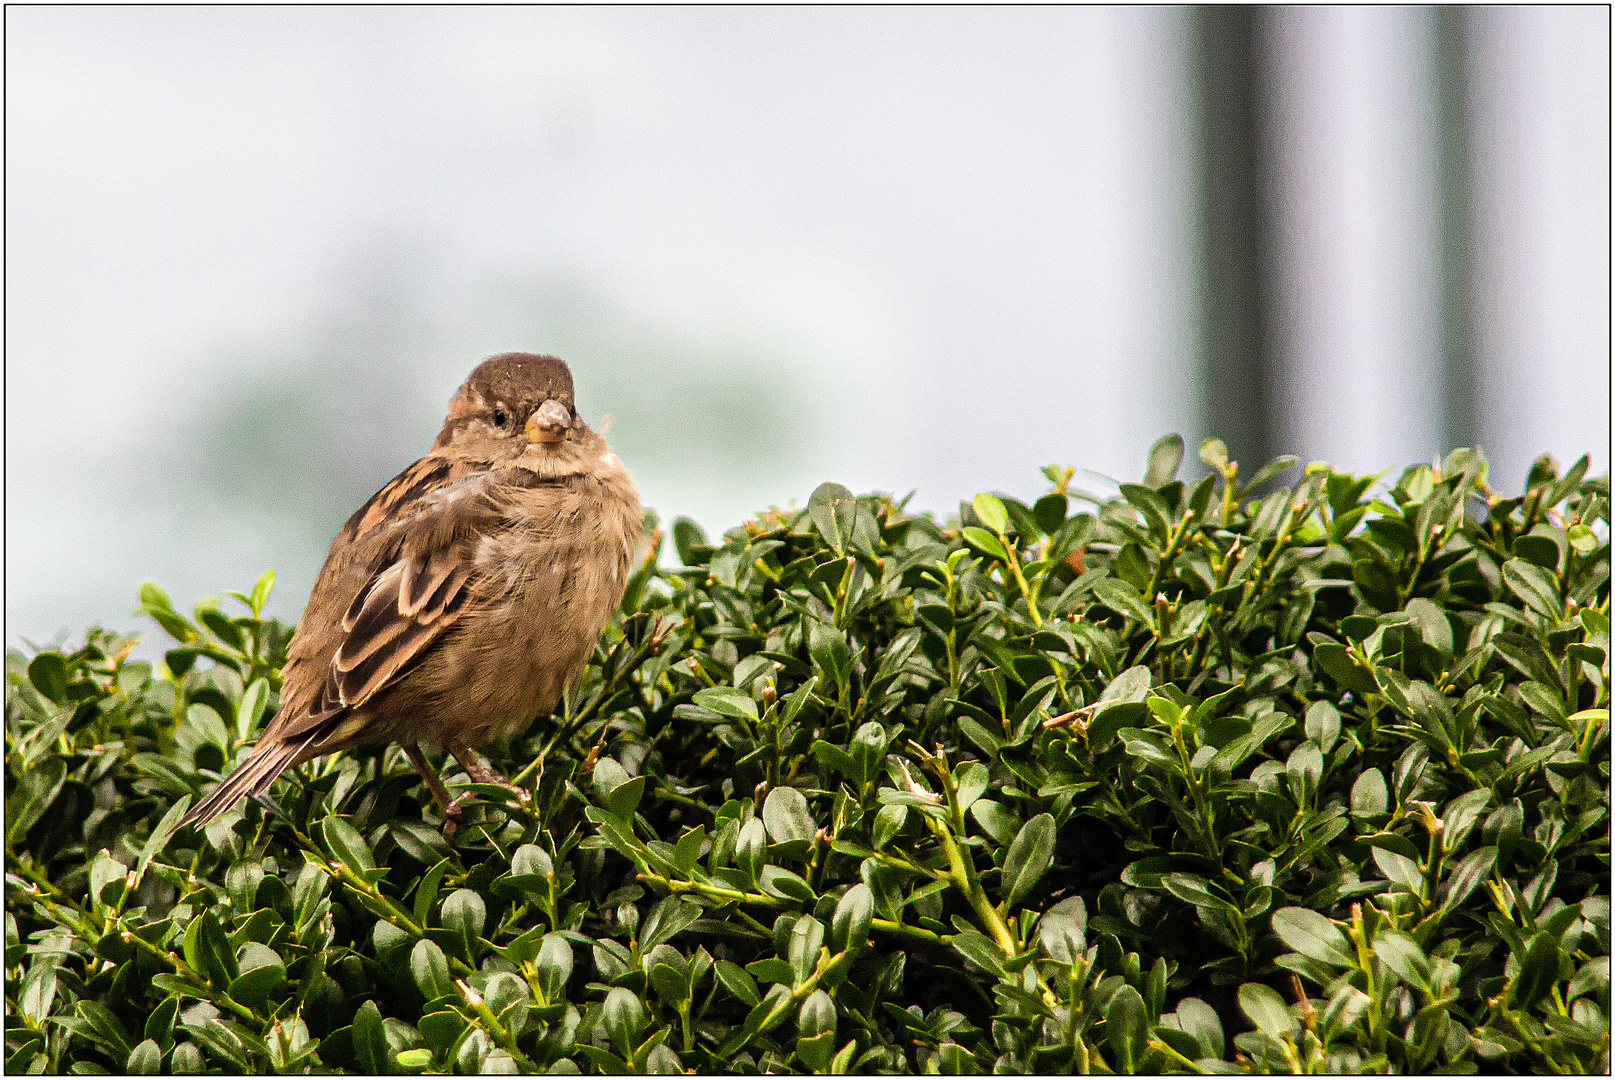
top-left (5, 437), bottom-right (1609, 1074)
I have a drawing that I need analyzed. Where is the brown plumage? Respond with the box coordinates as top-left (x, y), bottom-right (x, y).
top-left (181, 353), bottom-right (641, 833)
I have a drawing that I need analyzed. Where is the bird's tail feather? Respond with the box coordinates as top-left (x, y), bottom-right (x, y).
top-left (180, 737), bottom-right (310, 829)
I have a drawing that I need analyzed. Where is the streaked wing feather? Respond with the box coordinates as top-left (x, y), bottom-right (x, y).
top-left (334, 563), bottom-right (412, 672)
top-left (400, 549), bottom-right (459, 616)
top-left (336, 580), bottom-right (472, 704)
top-left (271, 455), bottom-right (514, 745)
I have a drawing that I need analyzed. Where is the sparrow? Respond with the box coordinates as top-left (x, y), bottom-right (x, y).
top-left (180, 352), bottom-right (642, 834)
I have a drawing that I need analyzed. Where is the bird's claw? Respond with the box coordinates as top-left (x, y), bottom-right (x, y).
top-left (439, 798), bottom-right (468, 841)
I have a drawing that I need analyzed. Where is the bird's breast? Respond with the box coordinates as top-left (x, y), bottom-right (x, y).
top-left (427, 471), bottom-right (641, 746)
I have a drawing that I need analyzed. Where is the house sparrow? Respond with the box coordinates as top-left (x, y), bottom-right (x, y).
top-left (180, 352), bottom-right (642, 834)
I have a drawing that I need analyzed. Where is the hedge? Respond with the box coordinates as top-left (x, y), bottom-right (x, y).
top-left (5, 436), bottom-right (1609, 1074)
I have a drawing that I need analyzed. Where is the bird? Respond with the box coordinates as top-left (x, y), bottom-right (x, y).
top-left (180, 352), bottom-right (642, 834)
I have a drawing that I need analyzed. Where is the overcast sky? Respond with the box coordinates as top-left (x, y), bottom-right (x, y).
top-left (6, 6), bottom-right (1607, 649)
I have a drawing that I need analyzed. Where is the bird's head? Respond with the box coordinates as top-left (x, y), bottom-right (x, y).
top-left (433, 352), bottom-right (588, 464)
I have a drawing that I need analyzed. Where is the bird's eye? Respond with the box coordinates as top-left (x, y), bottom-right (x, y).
top-left (491, 408), bottom-right (508, 427)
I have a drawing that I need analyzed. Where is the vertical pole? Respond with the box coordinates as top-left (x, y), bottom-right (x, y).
top-left (1194, 7), bottom-right (1274, 473)
top-left (1434, 6), bottom-right (1477, 457)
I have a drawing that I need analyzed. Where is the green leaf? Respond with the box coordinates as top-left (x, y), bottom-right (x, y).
top-left (796, 991), bottom-right (837, 1070)
top-left (949, 930), bottom-right (1007, 976)
top-left (1032, 493), bottom-right (1069, 535)
top-left (808, 482), bottom-right (858, 554)
top-left (1169, 997), bottom-right (1224, 1059)
top-left (952, 761), bottom-right (990, 812)
top-left (1313, 641), bottom-right (1379, 694)
top-left (1105, 984), bottom-right (1147, 1073)
top-left (226, 956), bottom-right (286, 1010)
top-left (861, 860), bottom-right (903, 923)
top-left (670, 516), bottom-right (712, 566)
top-left (1502, 558), bottom-right (1564, 620)
top-left (126, 1039), bottom-right (162, 1075)
top-left (1514, 930), bottom-right (1560, 1011)
top-left (693, 686), bottom-right (758, 722)
top-left (648, 963), bottom-right (692, 1009)
top-left (1000, 813), bottom-right (1056, 906)
top-left (1246, 455), bottom-right (1299, 491)
top-left (183, 908), bottom-right (236, 988)
top-left (441, 889), bottom-right (486, 963)
top-left (535, 934), bottom-right (573, 1002)
top-left (787, 915), bottom-right (825, 986)
top-left (1270, 908), bottom-right (1354, 968)
top-left (762, 786), bottom-right (815, 844)
top-left (1371, 848), bottom-right (1425, 895)
top-left (143, 996), bottom-right (180, 1052)
top-left (759, 865), bottom-right (816, 905)
top-left (248, 568), bottom-right (277, 613)
top-left (1371, 929), bottom-right (1430, 992)
top-left (27, 653), bottom-right (68, 704)
top-left (395, 1048), bottom-right (432, 1071)
top-left (322, 817), bottom-right (376, 874)
top-left (639, 896), bottom-right (701, 950)
top-left (972, 493), bottom-right (1009, 534)
top-left (1144, 433), bottom-right (1185, 488)
top-left (808, 620), bottom-right (852, 688)
top-left (1092, 578), bottom-right (1154, 625)
top-left (1163, 873), bottom-right (1239, 914)
top-left (137, 798), bottom-right (191, 880)
top-left (736, 818), bottom-right (767, 887)
top-left (604, 987), bottom-right (648, 1057)
top-left (1199, 437), bottom-right (1229, 471)
top-left (716, 960), bottom-right (761, 1006)
top-left (1353, 558), bottom-right (1402, 612)
top-left (1439, 846), bottom-right (1497, 914)
top-left (831, 884), bottom-right (873, 953)
top-left (352, 1000), bottom-right (390, 1076)
top-left (1238, 982), bottom-right (1294, 1038)
top-left (1350, 769), bottom-right (1389, 817)
top-left (969, 799), bottom-right (1019, 846)
top-left (236, 678), bottom-right (270, 742)
top-left (1304, 701), bottom-right (1341, 753)
top-left (603, 775), bottom-right (647, 819)
top-left (672, 826), bottom-right (706, 874)
top-left (961, 527), bottom-right (1009, 562)
top-left (410, 939), bottom-right (453, 1002)
top-left (812, 741), bottom-right (859, 781)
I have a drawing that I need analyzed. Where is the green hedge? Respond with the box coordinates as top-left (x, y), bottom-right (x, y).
top-left (5, 437), bottom-right (1609, 1074)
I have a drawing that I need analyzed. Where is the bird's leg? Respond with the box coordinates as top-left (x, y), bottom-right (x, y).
top-left (401, 742), bottom-right (467, 837)
top-left (450, 745), bottom-right (532, 806)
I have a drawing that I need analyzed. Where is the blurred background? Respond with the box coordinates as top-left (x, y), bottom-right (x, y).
top-left (6, 6), bottom-right (1609, 647)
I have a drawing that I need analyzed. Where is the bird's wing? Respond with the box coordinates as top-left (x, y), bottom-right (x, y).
top-left (273, 454), bottom-right (509, 741)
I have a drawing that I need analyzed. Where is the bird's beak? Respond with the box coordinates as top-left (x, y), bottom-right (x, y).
top-left (525, 399), bottom-right (572, 444)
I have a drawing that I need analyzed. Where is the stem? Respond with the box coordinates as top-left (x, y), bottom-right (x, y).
top-left (997, 532), bottom-right (1044, 628)
top-left (1144, 513), bottom-right (1197, 606)
top-left (290, 824), bottom-right (481, 978)
top-left (12, 859), bottom-right (263, 1026)
top-left (911, 766), bottom-right (1020, 958)
top-left (639, 872), bottom-right (950, 948)
top-left (1167, 719), bottom-right (1222, 862)
top-left (1347, 905), bottom-right (1388, 1057)
top-left (458, 980), bottom-right (539, 1072)
top-left (1151, 1036), bottom-right (1211, 1073)
top-left (1220, 463), bottom-right (1238, 527)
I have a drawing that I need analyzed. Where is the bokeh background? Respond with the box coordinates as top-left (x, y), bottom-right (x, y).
top-left (6, 6), bottom-right (1609, 648)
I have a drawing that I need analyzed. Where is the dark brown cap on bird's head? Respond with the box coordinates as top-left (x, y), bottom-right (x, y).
top-left (467, 352), bottom-right (575, 413)
top-left (435, 352), bottom-right (578, 449)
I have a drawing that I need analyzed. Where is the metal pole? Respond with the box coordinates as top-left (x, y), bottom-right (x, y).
top-left (1195, 6), bottom-right (1275, 473)
top-left (1435, 6), bottom-right (1478, 456)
